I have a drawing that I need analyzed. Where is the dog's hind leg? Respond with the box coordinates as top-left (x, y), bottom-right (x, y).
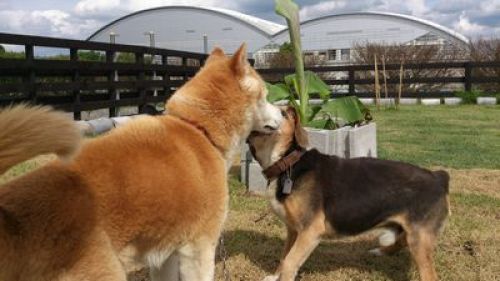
top-left (177, 238), bottom-right (218, 281)
top-left (406, 227), bottom-right (439, 281)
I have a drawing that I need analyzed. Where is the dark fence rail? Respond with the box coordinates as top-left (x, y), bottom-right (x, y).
top-left (259, 61), bottom-right (500, 98)
top-left (0, 33), bottom-right (208, 119)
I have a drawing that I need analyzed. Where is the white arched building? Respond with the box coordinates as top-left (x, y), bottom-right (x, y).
top-left (88, 6), bottom-right (469, 65)
top-left (87, 6), bottom-right (283, 54)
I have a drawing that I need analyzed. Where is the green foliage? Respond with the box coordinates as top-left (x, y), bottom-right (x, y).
top-left (78, 50), bottom-right (105, 62)
top-left (454, 89), bottom-right (483, 104)
top-left (279, 42), bottom-right (293, 54)
top-left (116, 52), bottom-right (136, 63)
top-left (269, 0), bottom-right (370, 129)
top-left (0, 50), bottom-right (25, 59)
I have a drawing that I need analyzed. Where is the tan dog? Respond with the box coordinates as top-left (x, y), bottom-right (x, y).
top-left (247, 107), bottom-right (450, 281)
top-left (0, 44), bottom-right (282, 281)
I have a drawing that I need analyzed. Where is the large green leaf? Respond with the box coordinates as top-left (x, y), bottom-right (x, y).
top-left (305, 103), bottom-right (322, 123)
top-left (305, 71), bottom-right (330, 100)
top-left (284, 71), bottom-right (330, 100)
top-left (266, 82), bottom-right (290, 103)
top-left (318, 96), bottom-right (370, 125)
top-left (306, 118), bottom-right (338, 130)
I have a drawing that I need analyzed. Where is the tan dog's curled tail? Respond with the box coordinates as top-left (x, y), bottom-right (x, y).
top-left (0, 104), bottom-right (81, 174)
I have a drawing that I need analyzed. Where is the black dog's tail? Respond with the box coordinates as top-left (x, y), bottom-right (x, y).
top-left (434, 170), bottom-right (450, 194)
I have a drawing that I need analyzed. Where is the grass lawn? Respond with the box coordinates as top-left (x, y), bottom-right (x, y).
top-left (373, 105), bottom-right (500, 169)
top-left (1, 105), bottom-right (498, 281)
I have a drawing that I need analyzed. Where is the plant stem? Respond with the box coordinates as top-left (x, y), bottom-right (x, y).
top-left (287, 19), bottom-right (307, 121)
top-left (276, 0), bottom-right (307, 122)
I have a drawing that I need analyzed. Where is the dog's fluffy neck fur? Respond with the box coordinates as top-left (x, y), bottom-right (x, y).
top-left (166, 64), bottom-right (252, 164)
top-left (167, 91), bottom-right (248, 162)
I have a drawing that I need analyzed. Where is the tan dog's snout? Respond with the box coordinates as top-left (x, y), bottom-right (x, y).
top-left (254, 102), bottom-right (283, 134)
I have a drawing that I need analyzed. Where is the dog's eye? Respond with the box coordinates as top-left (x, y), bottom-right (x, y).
top-left (280, 110), bottom-right (287, 118)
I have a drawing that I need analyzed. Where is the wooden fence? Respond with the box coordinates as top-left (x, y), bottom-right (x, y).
top-left (0, 33), bottom-right (207, 120)
top-left (259, 61), bottom-right (500, 98)
top-left (1, 33), bottom-right (499, 120)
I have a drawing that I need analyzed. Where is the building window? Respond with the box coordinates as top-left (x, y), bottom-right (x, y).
top-left (222, 27), bottom-right (233, 31)
top-left (185, 29), bottom-right (196, 33)
top-left (328, 49), bottom-right (337, 61)
top-left (341, 49), bottom-right (350, 61)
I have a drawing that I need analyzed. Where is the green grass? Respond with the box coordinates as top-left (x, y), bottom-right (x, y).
top-left (372, 105), bottom-right (500, 169)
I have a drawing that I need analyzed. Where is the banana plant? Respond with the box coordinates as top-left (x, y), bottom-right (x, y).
top-left (268, 0), bottom-right (371, 129)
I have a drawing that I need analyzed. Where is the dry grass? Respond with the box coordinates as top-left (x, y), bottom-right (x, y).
top-left (214, 171), bottom-right (499, 281)
top-left (1, 158), bottom-right (498, 280)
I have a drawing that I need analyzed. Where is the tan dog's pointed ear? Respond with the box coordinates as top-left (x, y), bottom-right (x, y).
top-left (230, 43), bottom-right (248, 77)
top-left (287, 106), bottom-right (309, 148)
top-left (205, 47), bottom-right (225, 64)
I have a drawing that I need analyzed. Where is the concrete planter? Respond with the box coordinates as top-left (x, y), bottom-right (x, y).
top-left (477, 97), bottom-right (497, 105)
top-left (348, 123), bottom-right (377, 158)
top-left (444, 97), bottom-right (462, 105)
top-left (421, 99), bottom-right (441, 106)
top-left (241, 123), bottom-right (377, 193)
top-left (306, 126), bottom-right (351, 157)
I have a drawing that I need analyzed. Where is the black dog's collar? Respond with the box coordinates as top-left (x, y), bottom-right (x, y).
top-left (262, 148), bottom-right (306, 180)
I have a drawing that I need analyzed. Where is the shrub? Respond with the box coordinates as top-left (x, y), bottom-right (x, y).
top-left (454, 90), bottom-right (483, 104)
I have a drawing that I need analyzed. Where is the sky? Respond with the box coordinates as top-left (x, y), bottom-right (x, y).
top-left (0, 0), bottom-right (498, 41)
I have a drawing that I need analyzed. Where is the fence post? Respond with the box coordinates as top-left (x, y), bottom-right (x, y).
top-left (107, 50), bottom-right (118, 117)
top-left (464, 62), bottom-right (472, 92)
top-left (136, 52), bottom-right (146, 114)
top-left (70, 48), bottom-right (81, 120)
top-left (24, 44), bottom-right (36, 103)
top-left (348, 68), bottom-right (355, 96)
top-left (162, 55), bottom-right (172, 99)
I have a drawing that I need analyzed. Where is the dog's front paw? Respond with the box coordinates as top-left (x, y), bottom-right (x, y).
top-left (262, 275), bottom-right (279, 281)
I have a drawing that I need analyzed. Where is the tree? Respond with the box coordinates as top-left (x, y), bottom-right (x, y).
top-left (470, 38), bottom-right (500, 93)
top-left (351, 42), bottom-right (468, 95)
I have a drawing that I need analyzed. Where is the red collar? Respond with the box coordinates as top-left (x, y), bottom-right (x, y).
top-left (170, 115), bottom-right (225, 154)
top-left (262, 149), bottom-right (305, 180)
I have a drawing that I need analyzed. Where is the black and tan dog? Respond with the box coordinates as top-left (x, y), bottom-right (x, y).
top-left (247, 107), bottom-right (450, 281)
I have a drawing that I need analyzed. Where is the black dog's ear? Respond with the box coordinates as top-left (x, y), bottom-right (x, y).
top-left (286, 107), bottom-right (309, 148)
top-left (0, 206), bottom-right (20, 235)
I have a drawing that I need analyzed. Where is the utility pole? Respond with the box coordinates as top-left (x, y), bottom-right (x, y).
top-left (109, 31), bottom-right (118, 44)
top-left (144, 31), bottom-right (158, 97)
top-left (203, 34), bottom-right (208, 54)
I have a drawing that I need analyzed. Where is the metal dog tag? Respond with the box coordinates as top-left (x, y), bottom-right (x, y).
top-left (282, 177), bottom-right (293, 194)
